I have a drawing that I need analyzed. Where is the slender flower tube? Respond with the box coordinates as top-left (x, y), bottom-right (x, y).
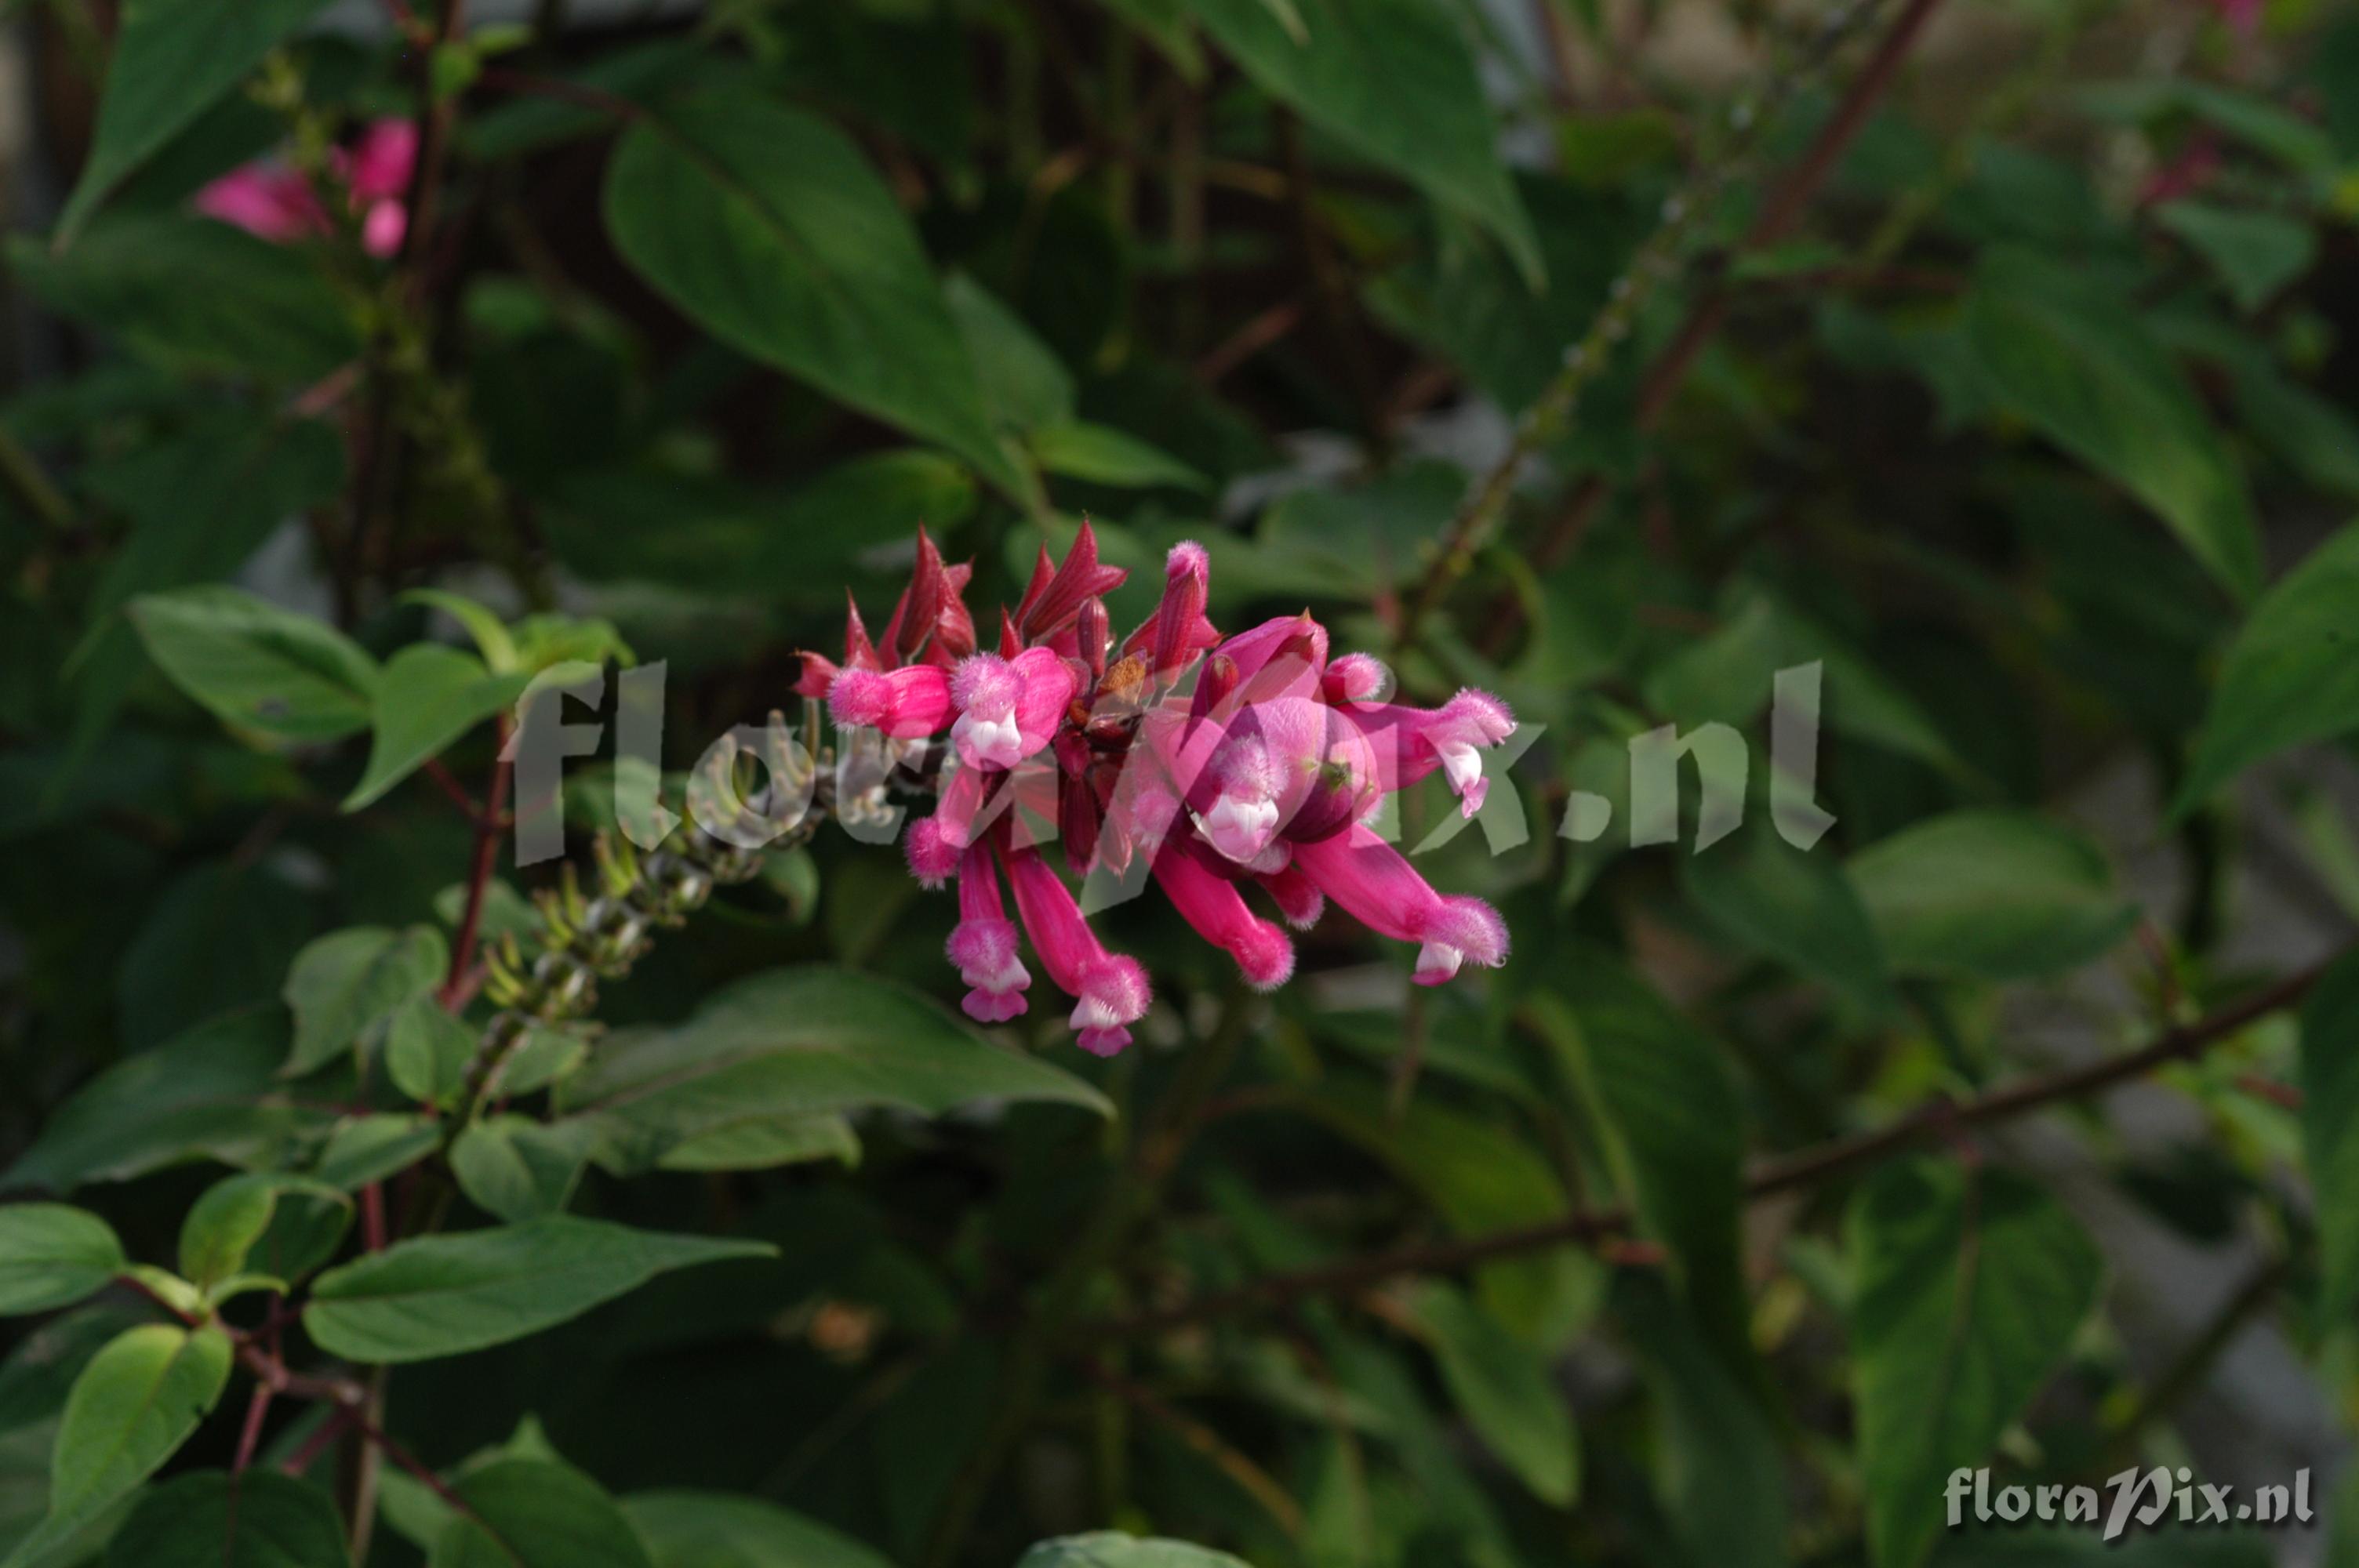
top-left (1002, 844), bottom-right (1151, 1055)
top-left (1252, 861), bottom-right (1325, 931)
top-left (1289, 824), bottom-right (1508, 985)
top-left (947, 845), bottom-right (1030, 1023)
top-left (1153, 848), bottom-right (1294, 989)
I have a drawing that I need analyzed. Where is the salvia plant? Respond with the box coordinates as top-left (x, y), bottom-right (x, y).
top-left (0, 0), bottom-right (2357, 1566)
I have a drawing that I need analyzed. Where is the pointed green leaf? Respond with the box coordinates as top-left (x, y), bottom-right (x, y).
top-left (0, 1208), bottom-right (125, 1316)
top-left (602, 87), bottom-right (1020, 493)
top-left (281, 926), bottom-right (449, 1077)
top-left (126, 586), bottom-right (378, 744)
top-left (2, 1325), bottom-right (234, 1568)
top-left (449, 1120), bottom-right (598, 1225)
top-left (1965, 246), bottom-right (2261, 598)
top-left (552, 967), bottom-right (1110, 1174)
top-left (429, 1458), bottom-right (651, 1568)
top-left (1018, 1537), bottom-right (1251, 1568)
top-left (342, 645), bottom-right (532, 812)
top-left (2175, 524), bottom-right (2359, 813)
top-left (1848, 811), bottom-right (2138, 980)
top-left (176, 1174), bottom-right (349, 1294)
top-left (1851, 1161), bottom-right (2103, 1568)
top-left (304, 1218), bottom-right (776, 1363)
top-left (1405, 1283), bottom-right (1578, 1506)
top-left (56, 0), bottom-right (340, 242)
top-left (1183, 0), bottom-right (1541, 285)
top-left (106, 1471), bottom-right (352, 1568)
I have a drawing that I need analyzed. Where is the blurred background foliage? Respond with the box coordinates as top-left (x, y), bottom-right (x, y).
top-left (2, 0), bottom-right (2359, 1564)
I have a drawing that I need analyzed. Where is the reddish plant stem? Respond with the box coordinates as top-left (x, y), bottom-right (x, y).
top-left (232, 1382), bottom-right (274, 1474)
top-left (1100, 962), bottom-right (2325, 1338)
top-left (281, 1406), bottom-right (358, 1478)
top-left (441, 715), bottom-right (513, 1009)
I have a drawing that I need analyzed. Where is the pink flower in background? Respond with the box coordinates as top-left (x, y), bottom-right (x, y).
top-left (193, 119), bottom-right (418, 259)
top-left (807, 524), bottom-right (1518, 1055)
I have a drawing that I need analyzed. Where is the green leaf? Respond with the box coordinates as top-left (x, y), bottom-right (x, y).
top-left (651, 1115), bottom-right (860, 1174)
top-left (1017, 1537), bottom-right (1251, 1568)
top-left (1183, 0), bottom-right (1541, 285)
top-left (602, 87), bottom-right (1020, 493)
top-left (1028, 422), bottom-right (1207, 492)
top-left (2301, 955), bottom-right (2359, 1322)
top-left (1851, 1160), bottom-right (2103, 1568)
top-left (2175, 524), bottom-right (2359, 812)
top-left (55, 0), bottom-right (339, 241)
top-left (1848, 811), bottom-right (2139, 980)
top-left (281, 926), bottom-right (449, 1077)
top-left (429, 1458), bottom-right (652, 1568)
top-left (3, 1011), bottom-right (325, 1191)
top-left (1681, 819), bottom-right (1899, 1018)
top-left (126, 586), bottom-right (378, 743)
top-left (342, 645), bottom-right (532, 812)
top-left (623, 1490), bottom-right (896, 1568)
top-left (1964, 246), bottom-right (2261, 598)
top-left (1, 1325), bottom-right (234, 1568)
top-left (401, 590), bottom-right (521, 677)
top-left (303, 1217), bottom-right (777, 1363)
top-left (1405, 1282), bottom-right (1578, 1506)
top-left (551, 967), bottom-right (1110, 1174)
top-left (16, 214), bottom-right (358, 383)
top-left (2154, 201), bottom-right (2316, 314)
top-left (0, 1208), bottom-right (125, 1316)
top-left (385, 996), bottom-right (478, 1112)
top-left (176, 1174), bottom-right (349, 1294)
top-left (449, 1120), bottom-right (598, 1224)
top-left (312, 1115), bottom-right (441, 1191)
top-left (1532, 956), bottom-right (1750, 1377)
top-left (106, 1471), bottom-right (352, 1568)
top-left (945, 274), bottom-right (1074, 434)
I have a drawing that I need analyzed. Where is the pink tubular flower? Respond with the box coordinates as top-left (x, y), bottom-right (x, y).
top-left (193, 118), bottom-right (416, 259)
top-left (829, 664), bottom-right (954, 739)
top-left (1344, 688), bottom-right (1517, 818)
top-left (1003, 844), bottom-right (1151, 1055)
top-left (951, 647), bottom-right (1075, 770)
top-left (843, 522), bottom-right (1515, 1051)
top-left (1289, 825), bottom-right (1508, 985)
top-left (949, 846), bottom-right (1030, 1022)
top-left (1154, 848), bottom-right (1293, 990)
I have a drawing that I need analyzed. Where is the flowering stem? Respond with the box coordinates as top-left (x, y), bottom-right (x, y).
top-left (1394, 0), bottom-right (1907, 652)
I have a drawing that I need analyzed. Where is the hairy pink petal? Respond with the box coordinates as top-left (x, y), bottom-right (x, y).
top-left (343, 119), bottom-right (420, 202)
top-left (906, 817), bottom-right (960, 888)
top-left (829, 664), bottom-right (953, 738)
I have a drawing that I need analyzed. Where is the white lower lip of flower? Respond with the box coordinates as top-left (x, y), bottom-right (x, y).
top-left (1438, 740), bottom-right (1484, 796)
top-left (953, 710), bottom-right (1025, 768)
top-left (959, 956), bottom-right (1028, 992)
top-left (1414, 941), bottom-right (1465, 983)
top-left (1194, 794), bottom-right (1280, 862)
top-left (1070, 994), bottom-right (1129, 1029)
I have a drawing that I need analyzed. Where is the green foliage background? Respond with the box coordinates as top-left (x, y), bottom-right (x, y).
top-left (1, 0), bottom-right (2357, 1564)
